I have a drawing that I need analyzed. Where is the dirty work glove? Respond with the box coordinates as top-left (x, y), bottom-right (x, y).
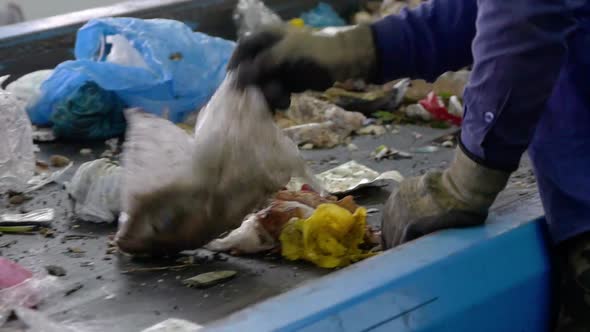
top-left (381, 147), bottom-right (511, 249)
top-left (227, 24), bottom-right (377, 110)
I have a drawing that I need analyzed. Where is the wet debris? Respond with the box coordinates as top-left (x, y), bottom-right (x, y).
top-left (8, 194), bottom-right (27, 205)
top-left (277, 94), bottom-right (365, 148)
top-left (121, 264), bottom-right (196, 274)
top-left (61, 234), bottom-right (98, 242)
top-left (182, 270), bottom-right (237, 288)
top-left (0, 225), bottom-right (36, 234)
top-left (0, 239), bottom-right (17, 248)
top-left (442, 140), bottom-right (454, 148)
top-left (64, 247), bottom-right (85, 258)
top-left (412, 145), bottom-right (440, 153)
top-left (64, 283), bottom-right (84, 296)
top-left (79, 148), bottom-right (93, 156)
top-left (1, 208), bottom-right (54, 227)
top-left (45, 265), bottom-right (67, 277)
top-left (49, 155), bottom-right (71, 168)
top-left (372, 145), bottom-right (412, 161)
top-left (32, 127), bottom-right (56, 142)
top-left (356, 124), bottom-right (386, 136)
top-left (39, 227), bottom-right (55, 238)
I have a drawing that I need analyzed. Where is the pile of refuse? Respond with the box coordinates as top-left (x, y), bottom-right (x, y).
top-left (0, 1), bottom-right (471, 328)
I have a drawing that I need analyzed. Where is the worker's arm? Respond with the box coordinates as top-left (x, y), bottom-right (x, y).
top-left (371, 0), bottom-right (477, 82)
top-left (382, 0), bottom-right (577, 248)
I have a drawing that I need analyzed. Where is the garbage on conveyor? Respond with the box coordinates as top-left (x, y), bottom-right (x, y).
top-left (281, 204), bottom-right (374, 268)
top-left (372, 145), bottom-right (412, 161)
top-left (66, 159), bottom-right (122, 223)
top-left (300, 3), bottom-right (346, 28)
top-left (324, 79), bottom-right (409, 115)
top-left (0, 259), bottom-right (62, 326)
top-left (182, 270), bottom-right (237, 288)
top-left (0, 70), bottom-right (53, 112)
top-left (206, 190), bottom-right (380, 264)
top-left (24, 162), bottom-right (73, 194)
top-left (288, 160), bottom-right (403, 195)
top-left (0, 208), bottom-right (54, 227)
top-left (51, 81), bottom-right (127, 140)
top-left (405, 70), bottom-right (470, 102)
top-left (419, 92), bottom-right (462, 126)
top-left (142, 318), bottom-right (203, 332)
top-left (115, 74), bottom-right (322, 256)
top-left (276, 94), bottom-right (365, 148)
top-left (29, 17), bottom-right (235, 126)
top-left (0, 91), bottom-right (35, 194)
top-left (234, 0), bottom-right (282, 39)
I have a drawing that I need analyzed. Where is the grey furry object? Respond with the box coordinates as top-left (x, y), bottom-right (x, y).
top-left (0, 2), bottom-right (24, 26)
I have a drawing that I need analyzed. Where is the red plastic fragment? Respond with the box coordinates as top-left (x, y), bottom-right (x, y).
top-left (419, 92), bottom-right (462, 126)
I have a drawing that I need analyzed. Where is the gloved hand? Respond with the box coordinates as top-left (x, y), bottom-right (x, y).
top-left (381, 146), bottom-right (511, 248)
top-left (227, 24), bottom-right (377, 110)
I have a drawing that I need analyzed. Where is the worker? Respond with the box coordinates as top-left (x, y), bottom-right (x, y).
top-left (228, 0), bottom-right (589, 330)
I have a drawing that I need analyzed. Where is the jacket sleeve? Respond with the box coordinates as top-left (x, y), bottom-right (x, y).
top-left (460, 0), bottom-right (576, 171)
top-left (370, 0), bottom-right (477, 82)
top-left (371, 0), bottom-right (577, 171)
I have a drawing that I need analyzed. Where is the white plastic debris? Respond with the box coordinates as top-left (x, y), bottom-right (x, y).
top-left (1, 70), bottom-right (53, 110)
top-left (102, 35), bottom-right (149, 69)
top-left (405, 103), bottom-right (432, 121)
top-left (31, 126), bottom-right (56, 142)
top-left (24, 162), bottom-right (73, 194)
top-left (66, 159), bottom-right (122, 223)
top-left (142, 318), bottom-right (203, 332)
top-left (234, 0), bottom-right (282, 39)
top-left (288, 160), bottom-right (403, 194)
top-left (278, 94), bottom-right (365, 148)
top-left (448, 95), bottom-right (463, 118)
top-left (1, 208), bottom-right (54, 225)
top-left (0, 90), bottom-right (35, 194)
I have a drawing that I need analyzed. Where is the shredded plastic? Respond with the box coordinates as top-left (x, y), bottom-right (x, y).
top-left (280, 204), bottom-right (374, 268)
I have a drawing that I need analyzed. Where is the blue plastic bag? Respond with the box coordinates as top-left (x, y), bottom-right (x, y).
top-left (29, 18), bottom-right (235, 125)
top-left (301, 3), bottom-right (346, 28)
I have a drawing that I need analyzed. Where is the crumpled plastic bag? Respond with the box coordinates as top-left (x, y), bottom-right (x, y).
top-left (115, 74), bottom-right (322, 255)
top-left (0, 90), bottom-right (35, 194)
top-left (233, 0), bottom-right (282, 39)
top-left (66, 159), bottom-right (122, 223)
top-left (280, 204), bottom-right (374, 268)
top-left (30, 17), bottom-right (235, 125)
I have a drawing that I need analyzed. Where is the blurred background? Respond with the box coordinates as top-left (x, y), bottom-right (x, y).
top-left (0, 0), bottom-right (127, 22)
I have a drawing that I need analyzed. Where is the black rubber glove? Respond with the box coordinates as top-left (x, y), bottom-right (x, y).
top-left (227, 24), bottom-right (377, 110)
top-left (381, 146), bottom-right (511, 249)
